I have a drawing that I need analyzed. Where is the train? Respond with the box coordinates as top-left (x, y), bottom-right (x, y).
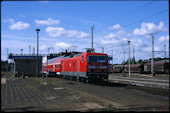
top-left (111, 64), bottom-right (124, 73)
top-left (43, 50), bottom-right (109, 83)
top-left (110, 59), bottom-right (170, 74)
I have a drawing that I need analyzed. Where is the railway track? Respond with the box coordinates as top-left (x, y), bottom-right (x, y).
top-left (108, 75), bottom-right (169, 89)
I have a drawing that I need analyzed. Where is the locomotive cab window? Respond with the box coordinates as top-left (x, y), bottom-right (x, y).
top-left (98, 56), bottom-right (107, 62)
top-left (89, 56), bottom-right (97, 62)
top-left (88, 55), bottom-right (107, 63)
top-left (82, 56), bottom-right (84, 63)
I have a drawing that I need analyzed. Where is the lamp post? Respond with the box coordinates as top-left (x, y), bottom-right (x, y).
top-left (35, 29), bottom-right (40, 78)
top-left (128, 41), bottom-right (131, 78)
top-left (21, 49), bottom-right (23, 56)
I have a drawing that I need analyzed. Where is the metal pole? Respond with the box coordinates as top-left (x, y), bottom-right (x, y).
top-left (124, 52), bottom-right (125, 65)
top-left (164, 45), bottom-right (166, 62)
top-left (35, 29), bottom-right (40, 78)
top-left (133, 46), bottom-right (134, 64)
top-left (7, 48), bottom-right (8, 72)
top-left (46, 56), bottom-right (48, 83)
top-left (128, 41), bottom-right (131, 78)
top-left (151, 35), bottom-right (155, 76)
top-left (29, 45), bottom-right (31, 55)
top-left (102, 47), bottom-right (104, 53)
top-left (48, 47), bottom-right (50, 55)
top-left (42, 61), bottom-right (44, 82)
top-left (21, 49), bottom-right (23, 56)
top-left (112, 50), bottom-right (113, 64)
top-left (169, 34), bottom-right (170, 74)
top-left (33, 47), bottom-right (35, 55)
top-left (91, 25), bottom-right (94, 49)
top-left (122, 51), bottom-right (126, 77)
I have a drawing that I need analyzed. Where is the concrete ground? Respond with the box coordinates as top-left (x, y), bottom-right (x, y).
top-left (1, 73), bottom-right (169, 112)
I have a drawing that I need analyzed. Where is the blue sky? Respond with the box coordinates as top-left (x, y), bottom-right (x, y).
top-left (1, 0), bottom-right (169, 64)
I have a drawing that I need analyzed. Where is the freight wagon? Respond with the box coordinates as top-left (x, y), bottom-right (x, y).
top-left (144, 60), bottom-right (170, 74)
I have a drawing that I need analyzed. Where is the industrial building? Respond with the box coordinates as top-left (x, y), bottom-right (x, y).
top-left (8, 54), bottom-right (45, 77)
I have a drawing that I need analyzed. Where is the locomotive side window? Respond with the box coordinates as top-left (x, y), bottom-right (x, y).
top-left (82, 56), bottom-right (84, 63)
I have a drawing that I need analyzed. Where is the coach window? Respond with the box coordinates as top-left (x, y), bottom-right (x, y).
top-left (82, 56), bottom-right (84, 63)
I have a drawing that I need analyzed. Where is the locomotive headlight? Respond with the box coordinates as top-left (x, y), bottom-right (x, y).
top-left (99, 66), bottom-right (107, 69)
top-left (88, 65), bottom-right (96, 69)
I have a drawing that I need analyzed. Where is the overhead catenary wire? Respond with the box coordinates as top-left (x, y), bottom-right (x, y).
top-left (98, 8), bottom-right (168, 37)
top-left (111, 1), bottom-right (155, 25)
top-left (123, 8), bottom-right (169, 28)
top-left (94, 1), bottom-right (155, 34)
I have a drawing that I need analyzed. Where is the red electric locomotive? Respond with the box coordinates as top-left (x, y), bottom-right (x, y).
top-left (43, 51), bottom-right (109, 83)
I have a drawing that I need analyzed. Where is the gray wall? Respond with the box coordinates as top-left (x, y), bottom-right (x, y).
top-left (14, 59), bottom-right (42, 77)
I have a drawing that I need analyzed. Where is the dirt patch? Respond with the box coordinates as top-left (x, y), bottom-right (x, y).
top-left (1, 78), bottom-right (6, 84)
top-left (76, 102), bottom-right (107, 111)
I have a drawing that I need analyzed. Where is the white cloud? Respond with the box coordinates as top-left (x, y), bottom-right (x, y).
top-left (9, 21), bottom-right (30, 30)
top-left (55, 42), bottom-right (70, 50)
top-left (40, 44), bottom-right (50, 50)
top-left (133, 21), bottom-right (167, 36)
top-left (98, 28), bottom-right (132, 48)
top-left (3, 18), bottom-right (15, 24)
top-left (35, 18), bottom-right (60, 26)
top-left (108, 24), bottom-right (122, 30)
top-left (131, 38), bottom-right (146, 47)
top-left (158, 35), bottom-right (169, 43)
top-left (45, 27), bottom-right (89, 38)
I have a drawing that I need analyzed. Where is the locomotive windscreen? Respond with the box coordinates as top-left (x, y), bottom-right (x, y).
top-left (88, 56), bottom-right (107, 63)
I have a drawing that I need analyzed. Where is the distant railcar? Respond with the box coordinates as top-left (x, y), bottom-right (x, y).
top-left (112, 65), bottom-right (124, 73)
top-left (144, 62), bottom-right (170, 74)
top-left (125, 64), bottom-right (144, 74)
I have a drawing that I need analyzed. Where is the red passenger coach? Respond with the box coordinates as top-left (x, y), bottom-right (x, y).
top-left (43, 51), bottom-right (109, 83)
top-left (43, 56), bottom-right (64, 76)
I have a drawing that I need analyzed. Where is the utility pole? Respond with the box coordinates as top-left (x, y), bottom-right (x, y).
top-left (151, 35), bottom-right (155, 76)
top-left (36, 29), bottom-right (40, 78)
top-left (91, 25), bottom-right (94, 49)
top-left (164, 45), bottom-right (166, 63)
top-left (48, 47), bottom-right (50, 55)
top-left (21, 49), bottom-right (23, 55)
top-left (102, 47), bottom-right (104, 53)
top-left (29, 45), bottom-right (31, 55)
top-left (169, 34), bottom-right (170, 74)
top-left (123, 52), bottom-right (125, 64)
top-left (33, 47), bottom-right (35, 56)
top-left (6, 48), bottom-right (8, 72)
top-left (112, 50), bottom-right (113, 64)
top-left (133, 46), bottom-right (135, 64)
top-left (46, 52), bottom-right (48, 84)
top-left (128, 41), bottom-right (131, 78)
top-left (122, 51), bottom-right (126, 77)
